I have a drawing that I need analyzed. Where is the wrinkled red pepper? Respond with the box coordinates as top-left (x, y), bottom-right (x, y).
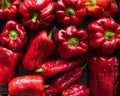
top-left (19, 0), bottom-right (55, 31)
top-left (0, 0), bottom-right (20, 20)
top-left (62, 84), bottom-right (89, 96)
top-left (45, 64), bottom-right (87, 96)
top-left (88, 17), bottom-right (120, 56)
top-left (89, 56), bottom-right (118, 96)
top-left (55, 0), bottom-right (87, 26)
top-left (0, 20), bottom-right (27, 51)
top-left (54, 25), bottom-right (88, 59)
top-left (0, 46), bottom-right (22, 86)
top-left (22, 30), bottom-right (56, 71)
top-left (85, 0), bottom-right (118, 18)
top-left (36, 56), bottom-right (85, 76)
top-left (8, 75), bottom-right (46, 96)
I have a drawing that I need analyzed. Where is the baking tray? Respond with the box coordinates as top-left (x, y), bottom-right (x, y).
top-left (0, 0), bottom-right (120, 96)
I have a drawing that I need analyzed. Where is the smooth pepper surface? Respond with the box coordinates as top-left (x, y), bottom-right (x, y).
top-left (0, 0), bottom-right (20, 20)
top-left (89, 56), bottom-right (118, 96)
top-left (55, 0), bottom-right (87, 26)
top-left (0, 20), bottom-right (27, 51)
top-left (88, 17), bottom-right (120, 56)
top-left (85, 0), bottom-right (118, 18)
top-left (8, 75), bottom-right (45, 96)
top-left (22, 30), bottom-right (56, 71)
top-left (19, 0), bottom-right (55, 31)
top-left (54, 25), bottom-right (88, 59)
top-left (0, 46), bottom-right (22, 86)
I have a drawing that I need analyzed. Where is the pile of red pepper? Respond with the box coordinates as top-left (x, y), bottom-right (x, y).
top-left (0, 0), bottom-right (119, 96)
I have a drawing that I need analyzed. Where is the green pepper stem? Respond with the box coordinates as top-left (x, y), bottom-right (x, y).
top-left (1, 0), bottom-right (10, 8)
top-left (88, 0), bottom-right (96, 6)
top-left (44, 85), bottom-right (49, 89)
top-left (35, 67), bottom-right (45, 73)
top-left (68, 36), bottom-right (79, 46)
top-left (48, 31), bottom-right (53, 39)
top-left (81, 58), bottom-right (88, 70)
top-left (104, 30), bottom-right (114, 40)
top-left (66, 6), bottom-right (75, 16)
top-left (31, 11), bottom-right (39, 23)
top-left (8, 30), bottom-right (19, 40)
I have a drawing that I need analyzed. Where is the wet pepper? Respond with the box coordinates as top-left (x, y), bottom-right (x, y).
top-left (0, 0), bottom-right (20, 20)
top-left (8, 75), bottom-right (45, 96)
top-left (85, 0), bottom-right (118, 18)
top-left (22, 30), bottom-right (56, 71)
top-left (54, 25), bottom-right (88, 59)
top-left (55, 0), bottom-right (87, 26)
top-left (19, 0), bottom-right (55, 31)
top-left (36, 56), bottom-right (85, 76)
top-left (45, 64), bottom-right (87, 96)
top-left (89, 56), bottom-right (118, 96)
top-left (88, 17), bottom-right (120, 56)
top-left (62, 84), bottom-right (89, 96)
top-left (0, 46), bottom-right (22, 86)
top-left (0, 20), bottom-right (27, 51)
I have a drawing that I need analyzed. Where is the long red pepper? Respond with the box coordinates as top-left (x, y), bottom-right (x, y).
top-left (89, 56), bottom-right (118, 96)
top-left (45, 63), bottom-right (87, 96)
top-left (22, 30), bottom-right (56, 71)
top-left (35, 56), bottom-right (85, 76)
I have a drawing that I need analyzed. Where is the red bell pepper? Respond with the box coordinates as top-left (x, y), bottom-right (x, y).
top-left (62, 84), bottom-right (89, 96)
top-left (54, 25), bottom-right (88, 59)
top-left (85, 0), bottom-right (118, 18)
top-left (88, 17), bottom-right (120, 56)
top-left (8, 75), bottom-right (46, 96)
top-left (0, 46), bottom-right (22, 86)
top-left (36, 56), bottom-right (85, 76)
top-left (0, 0), bottom-right (20, 20)
top-left (19, 0), bottom-right (55, 31)
top-left (22, 30), bottom-right (56, 71)
top-left (55, 0), bottom-right (87, 26)
top-left (89, 56), bottom-right (118, 96)
top-left (45, 63), bottom-right (87, 96)
top-left (0, 20), bottom-right (27, 51)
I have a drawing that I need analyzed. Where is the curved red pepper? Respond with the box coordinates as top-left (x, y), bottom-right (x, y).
top-left (89, 56), bottom-right (118, 96)
top-left (19, 0), bottom-right (55, 31)
top-left (0, 46), bottom-right (22, 86)
top-left (45, 63), bottom-right (87, 96)
top-left (55, 0), bottom-right (87, 26)
top-left (54, 25), bottom-right (88, 59)
top-left (0, 20), bottom-right (27, 51)
top-left (85, 0), bottom-right (118, 18)
top-left (22, 30), bottom-right (56, 71)
top-left (62, 84), bottom-right (89, 96)
top-left (36, 56), bottom-right (85, 76)
top-left (0, 0), bottom-right (20, 20)
top-left (8, 75), bottom-right (45, 96)
top-left (88, 17), bottom-right (120, 56)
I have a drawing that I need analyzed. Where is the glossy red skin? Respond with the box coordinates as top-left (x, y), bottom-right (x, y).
top-left (19, 0), bottom-right (55, 31)
top-left (8, 75), bottom-right (45, 96)
top-left (85, 0), bottom-right (118, 18)
top-left (54, 25), bottom-right (88, 59)
top-left (0, 46), bottom-right (22, 86)
top-left (22, 30), bottom-right (56, 71)
top-left (89, 56), bottom-right (118, 96)
top-left (88, 17), bottom-right (120, 56)
top-left (55, 0), bottom-right (87, 26)
top-left (45, 67), bottom-right (83, 96)
top-left (0, 20), bottom-right (27, 51)
top-left (38, 56), bottom-right (85, 76)
top-left (62, 84), bottom-right (89, 96)
top-left (0, 0), bottom-right (20, 20)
